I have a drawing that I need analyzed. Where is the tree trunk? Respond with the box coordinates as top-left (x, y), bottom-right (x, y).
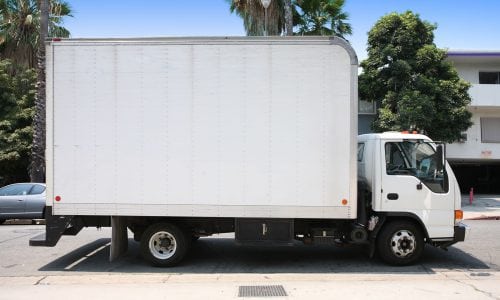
top-left (283, 0), bottom-right (293, 36)
top-left (30, 0), bottom-right (49, 183)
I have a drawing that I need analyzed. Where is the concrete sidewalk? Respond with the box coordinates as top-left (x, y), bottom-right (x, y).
top-left (1, 272), bottom-right (499, 300)
top-left (462, 194), bottom-right (500, 220)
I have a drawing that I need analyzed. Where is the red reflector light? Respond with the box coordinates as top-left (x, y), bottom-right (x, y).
top-left (55, 196), bottom-right (61, 202)
top-left (52, 38), bottom-right (62, 42)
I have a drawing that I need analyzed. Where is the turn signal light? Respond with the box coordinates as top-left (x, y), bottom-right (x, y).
top-left (455, 210), bottom-right (463, 221)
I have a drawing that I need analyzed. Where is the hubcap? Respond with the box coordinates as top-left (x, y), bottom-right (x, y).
top-left (390, 230), bottom-right (416, 257)
top-left (149, 231), bottom-right (177, 260)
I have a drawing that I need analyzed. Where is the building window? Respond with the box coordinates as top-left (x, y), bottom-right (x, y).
top-left (481, 118), bottom-right (500, 143)
top-left (359, 100), bottom-right (376, 114)
top-left (479, 72), bottom-right (500, 84)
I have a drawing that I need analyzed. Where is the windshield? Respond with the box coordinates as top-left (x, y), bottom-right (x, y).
top-left (385, 141), bottom-right (448, 193)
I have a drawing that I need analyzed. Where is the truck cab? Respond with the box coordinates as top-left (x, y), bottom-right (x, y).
top-left (358, 132), bottom-right (468, 264)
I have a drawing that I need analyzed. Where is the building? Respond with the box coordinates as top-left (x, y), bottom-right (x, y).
top-left (357, 50), bottom-right (500, 193)
top-left (446, 51), bottom-right (500, 193)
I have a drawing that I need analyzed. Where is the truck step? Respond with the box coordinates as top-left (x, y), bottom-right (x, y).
top-left (29, 206), bottom-right (74, 247)
top-left (29, 233), bottom-right (57, 247)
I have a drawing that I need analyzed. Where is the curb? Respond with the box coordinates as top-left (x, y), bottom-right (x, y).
top-left (464, 216), bottom-right (500, 220)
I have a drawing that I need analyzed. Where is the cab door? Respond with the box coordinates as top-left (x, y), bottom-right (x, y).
top-left (380, 140), bottom-right (455, 238)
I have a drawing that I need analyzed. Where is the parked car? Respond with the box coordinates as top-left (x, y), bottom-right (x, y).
top-left (0, 183), bottom-right (46, 224)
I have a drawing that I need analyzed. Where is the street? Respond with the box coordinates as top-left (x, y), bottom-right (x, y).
top-left (0, 220), bottom-right (499, 299)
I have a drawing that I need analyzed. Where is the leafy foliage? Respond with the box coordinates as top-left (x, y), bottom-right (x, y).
top-left (359, 11), bottom-right (472, 142)
top-left (294, 0), bottom-right (352, 38)
top-left (0, 0), bottom-right (72, 68)
top-left (227, 0), bottom-right (351, 37)
top-left (0, 59), bottom-right (36, 185)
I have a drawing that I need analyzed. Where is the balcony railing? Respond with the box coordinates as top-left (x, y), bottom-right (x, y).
top-left (469, 84), bottom-right (500, 107)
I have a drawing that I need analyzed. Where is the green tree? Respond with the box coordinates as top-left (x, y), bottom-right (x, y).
top-left (359, 11), bottom-right (472, 143)
top-left (0, 60), bottom-right (36, 185)
top-left (228, 0), bottom-right (351, 37)
top-left (0, 0), bottom-right (72, 68)
top-left (294, 0), bottom-right (352, 38)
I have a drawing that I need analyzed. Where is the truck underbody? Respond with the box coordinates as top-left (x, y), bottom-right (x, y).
top-left (30, 196), bottom-right (467, 267)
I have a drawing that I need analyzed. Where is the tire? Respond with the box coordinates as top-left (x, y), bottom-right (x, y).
top-left (0, 219), bottom-right (5, 225)
top-left (377, 221), bottom-right (424, 266)
top-left (140, 223), bottom-right (189, 267)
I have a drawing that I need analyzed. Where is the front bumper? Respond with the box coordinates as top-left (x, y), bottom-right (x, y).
top-left (430, 222), bottom-right (470, 248)
top-left (454, 222), bottom-right (470, 242)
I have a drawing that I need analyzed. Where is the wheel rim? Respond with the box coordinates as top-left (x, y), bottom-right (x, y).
top-left (390, 230), bottom-right (416, 258)
top-left (149, 231), bottom-right (177, 260)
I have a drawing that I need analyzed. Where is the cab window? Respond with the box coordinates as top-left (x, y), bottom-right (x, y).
top-left (385, 141), bottom-right (448, 193)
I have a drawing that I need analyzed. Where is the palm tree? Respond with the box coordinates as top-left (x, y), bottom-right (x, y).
top-left (227, 0), bottom-right (286, 36)
top-left (283, 0), bottom-right (293, 36)
top-left (294, 0), bottom-right (352, 38)
top-left (30, 0), bottom-right (49, 183)
top-left (0, 0), bottom-right (71, 183)
top-left (0, 0), bottom-right (71, 68)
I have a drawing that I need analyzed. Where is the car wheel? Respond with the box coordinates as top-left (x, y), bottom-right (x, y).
top-left (377, 220), bottom-right (424, 266)
top-left (140, 223), bottom-right (190, 267)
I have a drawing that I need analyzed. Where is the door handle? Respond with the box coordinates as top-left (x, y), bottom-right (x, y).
top-left (17, 199), bottom-right (24, 202)
top-left (387, 193), bottom-right (399, 200)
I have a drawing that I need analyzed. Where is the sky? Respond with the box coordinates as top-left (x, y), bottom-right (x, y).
top-left (64, 0), bottom-right (500, 62)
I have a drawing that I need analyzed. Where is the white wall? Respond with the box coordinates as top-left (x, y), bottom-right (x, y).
top-left (452, 62), bottom-right (500, 84)
top-left (469, 84), bottom-right (500, 107)
top-left (446, 58), bottom-right (500, 161)
top-left (447, 108), bottom-right (500, 161)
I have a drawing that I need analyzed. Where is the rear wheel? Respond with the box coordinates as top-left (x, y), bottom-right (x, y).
top-left (140, 223), bottom-right (189, 267)
top-left (377, 221), bottom-right (424, 266)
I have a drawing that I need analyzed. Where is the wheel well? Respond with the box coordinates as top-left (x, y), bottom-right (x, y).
top-left (382, 215), bottom-right (429, 240)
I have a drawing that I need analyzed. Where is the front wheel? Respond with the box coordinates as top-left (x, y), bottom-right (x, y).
top-left (377, 221), bottom-right (424, 266)
top-left (140, 223), bottom-right (189, 267)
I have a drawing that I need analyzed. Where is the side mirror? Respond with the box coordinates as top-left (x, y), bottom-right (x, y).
top-left (436, 145), bottom-right (444, 172)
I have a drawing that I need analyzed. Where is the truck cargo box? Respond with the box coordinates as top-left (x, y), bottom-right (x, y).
top-left (46, 37), bottom-right (358, 219)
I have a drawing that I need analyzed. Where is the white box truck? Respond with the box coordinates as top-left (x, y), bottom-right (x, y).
top-left (30, 37), bottom-right (468, 266)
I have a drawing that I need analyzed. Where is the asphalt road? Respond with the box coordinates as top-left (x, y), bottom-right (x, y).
top-left (1, 220), bottom-right (499, 299)
top-left (0, 219), bottom-right (498, 276)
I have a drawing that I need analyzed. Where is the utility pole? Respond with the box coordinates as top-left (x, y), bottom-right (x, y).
top-left (260, 0), bottom-right (271, 36)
